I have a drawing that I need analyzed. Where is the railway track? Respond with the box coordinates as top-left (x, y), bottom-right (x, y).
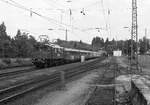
top-left (0, 64), bottom-right (33, 70)
top-left (84, 61), bottom-right (116, 105)
top-left (0, 66), bottom-right (37, 79)
top-left (0, 57), bottom-right (105, 104)
top-left (0, 58), bottom-right (100, 80)
top-left (85, 57), bottom-right (134, 105)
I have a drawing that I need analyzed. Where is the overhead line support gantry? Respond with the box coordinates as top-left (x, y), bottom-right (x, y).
top-left (131, 0), bottom-right (139, 72)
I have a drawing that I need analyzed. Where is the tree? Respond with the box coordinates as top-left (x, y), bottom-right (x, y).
top-left (91, 36), bottom-right (104, 50)
top-left (0, 22), bottom-right (39, 58)
top-left (104, 37), bottom-right (113, 55)
top-left (122, 39), bottom-right (136, 56)
top-left (14, 30), bottom-right (37, 57)
top-left (14, 31), bottom-right (27, 57)
top-left (139, 37), bottom-right (149, 54)
top-left (79, 40), bottom-right (82, 44)
top-left (0, 22), bottom-right (10, 40)
top-left (105, 38), bottom-right (109, 45)
top-left (73, 42), bottom-right (77, 48)
top-left (0, 22), bottom-right (12, 57)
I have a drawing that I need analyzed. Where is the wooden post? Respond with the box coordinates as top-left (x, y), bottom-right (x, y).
top-left (60, 71), bottom-right (65, 89)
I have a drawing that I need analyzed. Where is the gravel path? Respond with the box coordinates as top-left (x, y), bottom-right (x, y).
top-left (116, 57), bottom-right (128, 68)
top-left (36, 72), bottom-right (99, 105)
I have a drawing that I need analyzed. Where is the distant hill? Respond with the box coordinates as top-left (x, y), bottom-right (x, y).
top-left (55, 39), bottom-right (96, 51)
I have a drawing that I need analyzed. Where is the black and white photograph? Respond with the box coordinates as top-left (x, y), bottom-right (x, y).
top-left (0, 0), bottom-right (150, 105)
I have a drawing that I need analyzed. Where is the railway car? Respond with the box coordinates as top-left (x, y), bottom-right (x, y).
top-left (32, 43), bottom-right (102, 68)
top-left (32, 43), bottom-right (64, 68)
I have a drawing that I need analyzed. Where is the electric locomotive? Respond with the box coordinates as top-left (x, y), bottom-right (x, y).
top-left (32, 43), bottom-right (102, 68)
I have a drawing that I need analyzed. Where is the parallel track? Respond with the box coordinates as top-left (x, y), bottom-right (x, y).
top-left (0, 64), bottom-right (33, 70)
top-left (85, 57), bottom-right (133, 105)
top-left (0, 58), bottom-right (99, 80)
top-left (0, 66), bottom-right (36, 79)
top-left (85, 60), bottom-right (116, 105)
top-left (0, 57), bottom-right (105, 104)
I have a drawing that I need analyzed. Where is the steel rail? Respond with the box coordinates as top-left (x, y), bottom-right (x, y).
top-left (0, 72), bottom-right (60, 103)
top-left (0, 67), bottom-right (37, 78)
top-left (0, 57), bottom-right (105, 104)
top-left (0, 64), bottom-right (33, 70)
top-left (0, 58), bottom-right (100, 79)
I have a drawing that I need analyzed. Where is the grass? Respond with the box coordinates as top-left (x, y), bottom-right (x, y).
top-left (138, 55), bottom-right (150, 68)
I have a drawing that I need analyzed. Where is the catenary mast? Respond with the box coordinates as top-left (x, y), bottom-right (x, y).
top-left (131, 0), bottom-right (139, 71)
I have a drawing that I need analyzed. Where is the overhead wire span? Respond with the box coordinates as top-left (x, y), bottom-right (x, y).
top-left (0, 0), bottom-right (84, 31)
top-left (20, 29), bottom-right (39, 35)
top-left (107, 9), bottom-right (112, 39)
top-left (100, 0), bottom-right (107, 29)
top-left (0, 0), bottom-right (100, 41)
top-left (1, 0), bottom-right (65, 27)
top-left (48, 0), bottom-right (66, 8)
top-left (43, 0), bottom-right (64, 10)
top-left (106, 0), bottom-right (112, 39)
top-left (100, 0), bottom-right (112, 39)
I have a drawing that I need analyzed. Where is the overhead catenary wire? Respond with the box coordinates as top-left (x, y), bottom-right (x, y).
top-left (9, 0), bottom-right (68, 28)
top-left (100, 0), bottom-right (108, 30)
top-left (0, 0), bottom-right (87, 42)
top-left (106, 0), bottom-right (112, 39)
top-left (44, 0), bottom-right (66, 9)
top-left (20, 29), bottom-right (39, 36)
top-left (100, 0), bottom-right (112, 39)
top-left (107, 8), bottom-right (112, 39)
top-left (43, 0), bottom-right (64, 10)
top-left (0, 0), bottom-right (84, 32)
top-left (0, 0), bottom-right (110, 42)
top-left (49, 28), bottom-right (84, 41)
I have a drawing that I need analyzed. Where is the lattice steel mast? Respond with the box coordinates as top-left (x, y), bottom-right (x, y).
top-left (131, 0), bottom-right (138, 71)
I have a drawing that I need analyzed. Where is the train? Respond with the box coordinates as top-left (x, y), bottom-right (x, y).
top-left (32, 43), bottom-right (105, 68)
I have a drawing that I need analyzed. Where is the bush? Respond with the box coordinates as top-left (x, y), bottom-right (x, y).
top-left (15, 58), bottom-right (31, 65)
top-left (0, 62), bottom-right (7, 69)
top-left (15, 58), bottom-right (23, 64)
top-left (2, 58), bottom-right (11, 65)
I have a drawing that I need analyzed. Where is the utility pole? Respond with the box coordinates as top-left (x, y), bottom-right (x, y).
top-left (48, 28), bottom-right (68, 41)
top-left (145, 28), bottom-right (147, 52)
top-left (65, 29), bottom-right (68, 41)
top-left (131, 0), bottom-right (139, 71)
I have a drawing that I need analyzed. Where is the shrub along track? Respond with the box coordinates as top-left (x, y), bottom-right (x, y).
top-left (0, 57), bottom-right (106, 104)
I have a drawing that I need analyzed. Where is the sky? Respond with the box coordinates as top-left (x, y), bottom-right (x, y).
top-left (0, 0), bottom-right (150, 44)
